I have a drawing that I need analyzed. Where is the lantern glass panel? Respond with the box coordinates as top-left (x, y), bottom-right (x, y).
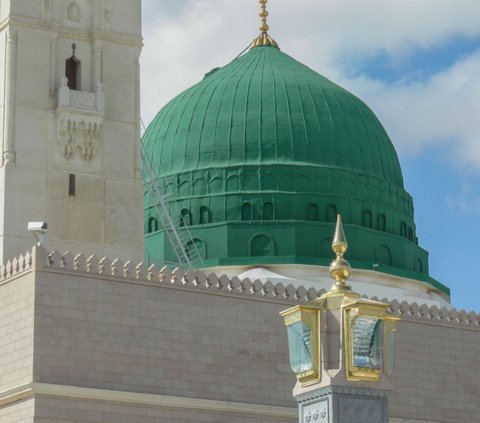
top-left (352, 317), bottom-right (382, 369)
top-left (287, 321), bottom-right (312, 374)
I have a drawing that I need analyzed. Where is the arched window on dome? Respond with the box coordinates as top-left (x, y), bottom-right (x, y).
top-left (193, 178), bottom-right (207, 196)
top-left (307, 204), bottom-right (318, 221)
top-left (185, 238), bottom-right (207, 260)
top-left (375, 245), bottom-right (392, 266)
top-left (376, 245), bottom-right (392, 266)
top-left (327, 205), bottom-right (337, 223)
top-left (407, 227), bottom-right (414, 241)
top-left (378, 214), bottom-right (386, 231)
top-left (178, 181), bottom-right (191, 197)
top-left (319, 237), bottom-right (333, 258)
top-left (148, 217), bottom-right (159, 233)
top-left (263, 202), bottom-right (274, 220)
top-left (199, 206), bottom-right (212, 224)
top-left (363, 210), bottom-right (372, 228)
top-left (241, 202), bottom-right (253, 221)
top-left (180, 209), bottom-right (192, 226)
top-left (227, 175), bottom-right (240, 192)
top-left (400, 221), bottom-right (407, 238)
top-left (209, 177), bottom-right (223, 193)
top-left (65, 44), bottom-right (81, 90)
top-left (250, 234), bottom-right (274, 257)
top-left (414, 257), bottom-right (423, 273)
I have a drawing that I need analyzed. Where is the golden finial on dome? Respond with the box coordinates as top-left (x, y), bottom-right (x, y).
top-left (328, 215), bottom-right (353, 294)
top-left (251, 0), bottom-right (279, 49)
top-left (259, 0), bottom-right (270, 32)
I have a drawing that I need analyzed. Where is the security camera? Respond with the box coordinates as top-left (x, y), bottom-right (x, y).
top-left (28, 222), bottom-right (48, 233)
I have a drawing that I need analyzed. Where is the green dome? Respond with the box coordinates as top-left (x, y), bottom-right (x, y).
top-left (143, 45), bottom-right (448, 295)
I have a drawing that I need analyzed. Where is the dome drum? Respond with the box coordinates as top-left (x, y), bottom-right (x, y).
top-left (144, 218), bottom-right (447, 289)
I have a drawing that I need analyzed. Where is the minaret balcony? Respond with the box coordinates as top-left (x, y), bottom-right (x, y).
top-left (57, 77), bottom-right (104, 114)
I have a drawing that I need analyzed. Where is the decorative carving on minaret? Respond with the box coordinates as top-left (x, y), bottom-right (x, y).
top-left (57, 117), bottom-right (101, 162)
top-left (54, 77), bottom-right (104, 172)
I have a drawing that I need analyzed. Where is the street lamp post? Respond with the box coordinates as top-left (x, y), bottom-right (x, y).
top-left (280, 215), bottom-right (399, 423)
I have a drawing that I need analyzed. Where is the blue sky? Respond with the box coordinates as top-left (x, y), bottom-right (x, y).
top-left (141, 0), bottom-right (480, 312)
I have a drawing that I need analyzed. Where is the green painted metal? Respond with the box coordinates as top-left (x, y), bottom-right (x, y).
top-left (142, 45), bottom-right (449, 297)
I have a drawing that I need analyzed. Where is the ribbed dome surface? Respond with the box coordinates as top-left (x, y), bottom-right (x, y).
top-left (144, 46), bottom-right (403, 186)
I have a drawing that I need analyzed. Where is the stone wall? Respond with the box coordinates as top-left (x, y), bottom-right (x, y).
top-left (33, 397), bottom-right (293, 423)
top-left (0, 247), bottom-right (479, 422)
top-left (0, 398), bottom-right (34, 423)
top-left (0, 259), bottom-right (34, 392)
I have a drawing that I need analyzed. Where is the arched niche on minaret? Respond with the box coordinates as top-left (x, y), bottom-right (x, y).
top-left (67, 2), bottom-right (81, 22)
top-left (62, 0), bottom-right (93, 29)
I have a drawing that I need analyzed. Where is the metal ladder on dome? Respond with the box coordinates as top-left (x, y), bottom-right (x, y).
top-left (140, 141), bottom-right (204, 270)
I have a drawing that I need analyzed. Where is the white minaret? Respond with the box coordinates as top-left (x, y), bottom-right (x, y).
top-left (0, 0), bottom-right (144, 262)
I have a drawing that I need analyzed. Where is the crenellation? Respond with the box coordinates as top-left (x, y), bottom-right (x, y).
top-left (206, 272), bottom-right (219, 289)
top-left (263, 281), bottom-right (274, 297)
top-left (285, 284), bottom-right (299, 300)
top-left (229, 276), bottom-right (242, 294)
top-left (401, 300), bottom-right (412, 315)
top-left (145, 263), bottom-right (159, 281)
top-left (419, 303), bottom-right (430, 317)
top-left (171, 267), bottom-right (186, 286)
top-left (274, 282), bottom-right (286, 298)
top-left (28, 248), bottom-right (480, 323)
top-left (0, 251), bottom-right (32, 281)
top-left (241, 277), bottom-right (253, 294)
top-left (409, 302), bottom-right (420, 316)
top-left (73, 252), bottom-right (86, 271)
top-left (123, 260), bottom-right (135, 279)
top-left (252, 279), bottom-right (265, 296)
top-left (135, 261), bottom-right (147, 280)
top-left (61, 251), bottom-right (74, 270)
top-left (98, 256), bottom-right (111, 275)
top-left (48, 250), bottom-right (63, 267)
top-left (0, 247), bottom-right (479, 329)
top-left (110, 258), bottom-right (123, 277)
top-left (295, 285), bottom-right (307, 301)
top-left (160, 265), bottom-right (172, 283)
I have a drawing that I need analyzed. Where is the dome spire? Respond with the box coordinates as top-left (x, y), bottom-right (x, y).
top-left (251, 0), bottom-right (279, 49)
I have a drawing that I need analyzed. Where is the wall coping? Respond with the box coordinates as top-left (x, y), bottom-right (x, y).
top-left (1, 247), bottom-right (478, 329)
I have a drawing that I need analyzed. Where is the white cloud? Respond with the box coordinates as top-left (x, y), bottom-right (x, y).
top-left (447, 183), bottom-right (480, 214)
top-left (339, 50), bottom-right (480, 167)
top-left (141, 0), bottom-right (480, 169)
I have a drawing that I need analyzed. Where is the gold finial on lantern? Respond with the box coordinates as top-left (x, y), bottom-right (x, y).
top-left (328, 215), bottom-right (353, 294)
top-left (251, 0), bottom-right (279, 49)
